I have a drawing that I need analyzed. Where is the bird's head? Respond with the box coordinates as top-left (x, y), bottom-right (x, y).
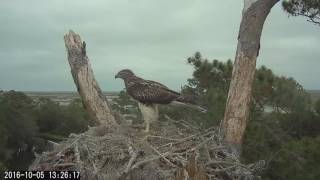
top-left (115, 69), bottom-right (135, 79)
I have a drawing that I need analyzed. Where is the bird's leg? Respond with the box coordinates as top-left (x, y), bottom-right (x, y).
top-left (138, 103), bottom-right (160, 132)
top-left (144, 117), bottom-right (150, 132)
top-left (145, 104), bottom-right (159, 132)
top-left (153, 104), bottom-right (159, 122)
top-left (138, 103), bottom-right (150, 133)
top-left (144, 105), bottom-right (153, 133)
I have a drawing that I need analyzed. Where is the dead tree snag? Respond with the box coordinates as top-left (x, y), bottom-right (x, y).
top-left (64, 30), bottom-right (117, 127)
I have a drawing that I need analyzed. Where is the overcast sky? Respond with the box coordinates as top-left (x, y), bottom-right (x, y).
top-left (0, 0), bottom-right (319, 91)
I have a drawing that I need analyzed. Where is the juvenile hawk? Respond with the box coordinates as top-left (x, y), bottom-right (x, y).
top-left (115, 69), bottom-right (195, 132)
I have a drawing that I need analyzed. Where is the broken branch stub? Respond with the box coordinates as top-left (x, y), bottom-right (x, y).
top-left (64, 30), bottom-right (117, 127)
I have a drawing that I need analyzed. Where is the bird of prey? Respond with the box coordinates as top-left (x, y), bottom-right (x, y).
top-left (115, 69), bottom-right (199, 132)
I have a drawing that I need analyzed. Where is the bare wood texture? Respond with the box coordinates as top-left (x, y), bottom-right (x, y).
top-left (222, 0), bottom-right (279, 153)
top-left (64, 30), bottom-right (117, 127)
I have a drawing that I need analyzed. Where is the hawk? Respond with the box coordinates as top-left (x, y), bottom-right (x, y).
top-left (115, 69), bottom-right (199, 132)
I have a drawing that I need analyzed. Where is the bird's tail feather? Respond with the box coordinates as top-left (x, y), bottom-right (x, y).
top-left (175, 95), bottom-right (196, 104)
top-left (171, 100), bottom-right (207, 113)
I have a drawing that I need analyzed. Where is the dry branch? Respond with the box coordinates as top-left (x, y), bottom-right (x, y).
top-left (64, 30), bottom-right (117, 126)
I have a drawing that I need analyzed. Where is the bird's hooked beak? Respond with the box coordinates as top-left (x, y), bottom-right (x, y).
top-left (115, 73), bottom-right (120, 79)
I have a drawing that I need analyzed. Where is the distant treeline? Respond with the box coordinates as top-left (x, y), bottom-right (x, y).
top-left (0, 91), bottom-right (94, 170)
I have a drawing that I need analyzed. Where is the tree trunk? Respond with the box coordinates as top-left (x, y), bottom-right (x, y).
top-left (64, 30), bottom-right (118, 127)
top-left (222, 0), bottom-right (279, 154)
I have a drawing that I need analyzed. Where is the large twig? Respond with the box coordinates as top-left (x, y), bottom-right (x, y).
top-left (147, 143), bottom-right (177, 168)
top-left (131, 152), bottom-right (170, 170)
top-left (83, 144), bottom-right (98, 174)
top-left (124, 145), bottom-right (138, 173)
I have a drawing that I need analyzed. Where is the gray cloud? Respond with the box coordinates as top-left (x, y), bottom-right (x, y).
top-left (0, 0), bottom-right (319, 91)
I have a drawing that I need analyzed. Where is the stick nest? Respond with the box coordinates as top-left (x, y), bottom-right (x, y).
top-left (29, 115), bottom-right (265, 180)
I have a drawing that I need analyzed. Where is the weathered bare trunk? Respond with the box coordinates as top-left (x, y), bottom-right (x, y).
top-left (222, 0), bottom-right (279, 154)
top-left (64, 30), bottom-right (117, 127)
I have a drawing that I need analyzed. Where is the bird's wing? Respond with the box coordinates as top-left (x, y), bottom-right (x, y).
top-left (127, 79), bottom-right (180, 104)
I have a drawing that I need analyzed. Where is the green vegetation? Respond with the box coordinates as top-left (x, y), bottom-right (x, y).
top-left (36, 98), bottom-right (94, 139)
top-left (283, 0), bottom-right (320, 25)
top-left (0, 91), bottom-right (93, 170)
top-left (315, 98), bottom-right (320, 115)
top-left (181, 52), bottom-right (232, 126)
top-left (181, 52), bottom-right (320, 180)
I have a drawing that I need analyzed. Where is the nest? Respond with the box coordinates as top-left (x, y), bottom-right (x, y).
top-left (29, 115), bottom-right (265, 180)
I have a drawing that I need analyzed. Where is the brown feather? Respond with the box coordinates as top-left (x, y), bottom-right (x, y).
top-left (116, 69), bottom-right (194, 105)
top-left (123, 76), bottom-right (180, 104)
